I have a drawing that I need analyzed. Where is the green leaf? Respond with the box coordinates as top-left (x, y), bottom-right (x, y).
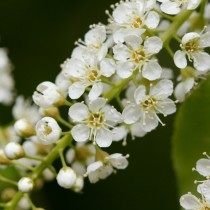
top-left (172, 75), bottom-right (210, 197)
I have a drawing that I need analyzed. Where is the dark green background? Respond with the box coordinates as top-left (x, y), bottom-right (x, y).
top-left (0, 1), bottom-right (178, 209)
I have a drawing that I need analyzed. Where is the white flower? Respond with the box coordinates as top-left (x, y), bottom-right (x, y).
top-left (33, 81), bottom-right (65, 108)
top-left (158, 0), bottom-right (201, 15)
top-left (197, 180), bottom-right (210, 202)
top-left (18, 177), bottom-right (33, 193)
top-left (35, 117), bottom-right (62, 145)
top-left (56, 167), bottom-right (77, 189)
top-left (75, 25), bottom-right (109, 60)
top-left (68, 98), bottom-right (122, 147)
top-left (205, 4), bottom-right (210, 20)
top-left (62, 49), bottom-right (115, 101)
top-left (196, 158), bottom-right (210, 177)
top-left (14, 119), bottom-right (36, 138)
top-left (12, 96), bottom-right (40, 124)
top-left (113, 35), bottom-right (163, 80)
top-left (174, 32), bottom-right (210, 72)
top-left (110, 0), bottom-right (159, 43)
top-left (72, 176), bottom-right (84, 192)
top-left (86, 153), bottom-right (129, 183)
top-left (180, 193), bottom-right (210, 210)
top-left (122, 80), bottom-right (176, 132)
top-left (4, 142), bottom-right (25, 160)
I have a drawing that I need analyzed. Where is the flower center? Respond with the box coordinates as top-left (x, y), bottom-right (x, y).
top-left (131, 49), bottom-right (146, 64)
top-left (141, 97), bottom-right (157, 110)
top-left (43, 124), bottom-right (52, 136)
top-left (86, 69), bottom-right (100, 83)
top-left (184, 39), bottom-right (200, 53)
top-left (87, 112), bottom-right (105, 128)
top-left (131, 16), bottom-right (143, 28)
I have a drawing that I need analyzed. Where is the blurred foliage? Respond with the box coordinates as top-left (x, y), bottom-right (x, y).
top-left (173, 76), bottom-right (210, 200)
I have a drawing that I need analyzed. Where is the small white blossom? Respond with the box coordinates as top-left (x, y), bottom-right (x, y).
top-left (18, 177), bottom-right (33, 193)
top-left (158, 0), bottom-right (201, 15)
top-left (12, 96), bottom-right (40, 124)
top-left (196, 158), bottom-right (210, 177)
top-left (113, 35), bottom-right (163, 80)
top-left (72, 176), bottom-right (84, 192)
top-left (56, 167), bottom-right (77, 189)
top-left (174, 32), bottom-right (210, 72)
top-left (35, 117), bottom-right (62, 145)
top-left (122, 80), bottom-right (176, 132)
top-left (197, 180), bottom-right (210, 202)
top-left (180, 193), bottom-right (210, 210)
top-left (86, 153), bottom-right (129, 183)
top-left (62, 49), bottom-right (115, 101)
top-left (33, 82), bottom-right (65, 108)
top-left (69, 98), bottom-right (122, 147)
top-left (110, 0), bottom-right (159, 43)
top-left (14, 119), bottom-right (36, 138)
top-left (4, 142), bottom-right (25, 160)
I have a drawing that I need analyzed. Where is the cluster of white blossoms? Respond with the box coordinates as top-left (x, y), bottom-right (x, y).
top-left (0, 0), bottom-right (210, 209)
top-left (180, 153), bottom-right (210, 210)
top-left (0, 48), bottom-right (14, 105)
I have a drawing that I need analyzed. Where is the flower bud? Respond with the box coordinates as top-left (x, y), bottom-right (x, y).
top-left (1, 188), bottom-right (16, 202)
top-left (0, 149), bottom-right (11, 165)
top-left (4, 142), bottom-right (25, 160)
top-left (14, 119), bottom-right (36, 138)
top-left (42, 168), bottom-right (55, 181)
top-left (18, 177), bottom-right (33, 192)
top-left (39, 107), bottom-right (60, 118)
top-left (36, 117), bottom-right (62, 145)
top-left (56, 167), bottom-right (77, 189)
top-left (33, 81), bottom-right (65, 108)
top-left (18, 195), bottom-right (31, 210)
top-left (73, 176), bottom-right (84, 192)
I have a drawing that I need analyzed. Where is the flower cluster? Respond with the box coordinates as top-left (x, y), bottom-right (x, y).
top-left (0, 0), bottom-right (210, 209)
top-left (180, 153), bottom-right (210, 210)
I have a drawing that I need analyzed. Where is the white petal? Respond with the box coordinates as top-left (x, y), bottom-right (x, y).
top-left (200, 31), bottom-right (210, 48)
top-left (99, 164), bottom-right (113, 180)
top-left (192, 52), bottom-right (210, 71)
top-left (180, 194), bottom-right (201, 210)
top-left (68, 82), bottom-right (86, 99)
top-left (122, 104), bottom-right (140, 124)
top-left (68, 103), bottom-right (89, 122)
top-left (88, 82), bottom-right (103, 101)
top-left (174, 78), bottom-right (194, 102)
top-left (71, 124), bottom-right (90, 142)
top-left (100, 58), bottom-right (116, 77)
top-left (187, 0), bottom-right (201, 10)
top-left (95, 128), bottom-right (112, 147)
top-left (142, 60), bottom-right (162, 81)
top-left (130, 122), bottom-right (147, 138)
top-left (108, 153), bottom-right (129, 169)
top-left (144, 36), bottom-right (163, 54)
top-left (113, 44), bottom-right (130, 61)
top-left (116, 62), bottom-right (134, 79)
top-left (156, 99), bottom-right (176, 116)
top-left (196, 158), bottom-right (210, 177)
top-left (150, 79), bottom-right (174, 99)
top-left (103, 106), bottom-right (122, 123)
top-left (145, 11), bottom-right (160, 29)
top-left (182, 32), bottom-right (200, 45)
top-left (174, 50), bottom-right (187, 69)
top-left (112, 126), bottom-right (128, 141)
top-left (197, 180), bottom-right (210, 201)
top-left (124, 35), bottom-right (143, 50)
top-left (141, 112), bottom-right (159, 132)
top-left (134, 85), bottom-right (146, 104)
top-left (89, 98), bottom-right (106, 112)
top-left (160, 1), bottom-right (181, 15)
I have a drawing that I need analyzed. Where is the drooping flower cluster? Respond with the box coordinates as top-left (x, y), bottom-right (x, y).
top-left (0, 0), bottom-right (210, 209)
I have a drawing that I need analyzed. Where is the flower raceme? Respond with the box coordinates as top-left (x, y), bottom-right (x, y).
top-left (0, 0), bottom-right (210, 209)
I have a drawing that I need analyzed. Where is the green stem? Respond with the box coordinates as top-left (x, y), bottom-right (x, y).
top-left (0, 175), bottom-right (17, 186)
top-left (5, 135), bottom-right (72, 210)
